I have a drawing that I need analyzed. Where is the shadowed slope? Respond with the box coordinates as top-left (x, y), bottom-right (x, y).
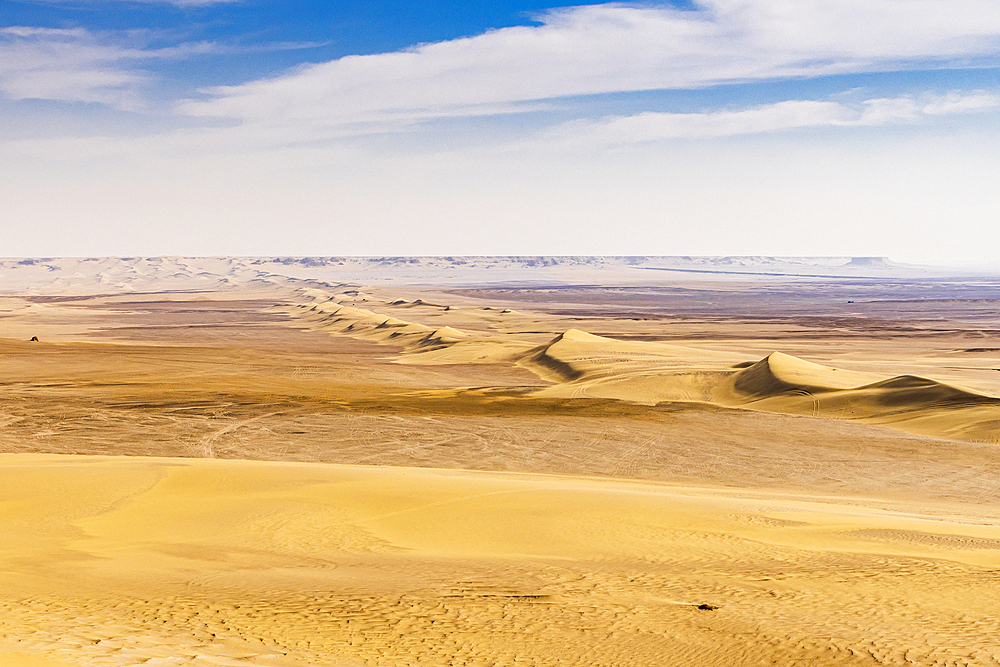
top-left (286, 293), bottom-right (1000, 443)
top-left (715, 353), bottom-right (1000, 441)
top-left (719, 351), bottom-right (881, 398)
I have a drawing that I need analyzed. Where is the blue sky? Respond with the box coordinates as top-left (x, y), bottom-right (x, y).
top-left (0, 0), bottom-right (602, 91)
top-left (1, 0), bottom-right (1000, 264)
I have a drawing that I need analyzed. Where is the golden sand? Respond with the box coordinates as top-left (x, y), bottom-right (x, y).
top-left (2, 454), bottom-right (1000, 666)
top-left (3, 269), bottom-right (1000, 665)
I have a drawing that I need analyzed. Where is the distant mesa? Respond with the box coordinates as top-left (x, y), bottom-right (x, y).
top-left (845, 257), bottom-right (892, 267)
top-left (0, 256), bottom-right (968, 295)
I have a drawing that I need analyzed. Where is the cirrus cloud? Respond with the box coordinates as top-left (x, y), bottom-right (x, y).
top-left (177, 0), bottom-right (1000, 129)
top-left (0, 26), bottom-right (216, 108)
top-left (538, 92), bottom-right (1000, 146)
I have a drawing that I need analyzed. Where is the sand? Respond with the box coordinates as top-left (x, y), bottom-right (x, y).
top-left (2, 257), bottom-right (1000, 665)
top-left (285, 286), bottom-right (1000, 442)
top-left (3, 454), bottom-right (1000, 666)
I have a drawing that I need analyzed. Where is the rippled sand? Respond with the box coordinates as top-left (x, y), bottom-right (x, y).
top-left (3, 455), bottom-right (1000, 666)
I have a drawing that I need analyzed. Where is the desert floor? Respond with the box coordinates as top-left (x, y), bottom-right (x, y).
top-left (2, 266), bottom-right (1000, 666)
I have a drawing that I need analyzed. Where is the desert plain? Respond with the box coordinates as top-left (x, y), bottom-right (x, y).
top-left (2, 256), bottom-right (1000, 666)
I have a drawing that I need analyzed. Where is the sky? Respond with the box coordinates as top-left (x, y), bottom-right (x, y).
top-left (1, 1), bottom-right (999, 264)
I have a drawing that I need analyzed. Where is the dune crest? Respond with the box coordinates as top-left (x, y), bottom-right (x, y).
top-left (290, 291), bottom-right (538, 365)
top-left (716, 354), bottom-right (1000, 441)
top-left (718, 351), bottom-right (882, 400)
top-left (285, 291), bottom-right (1000, 443)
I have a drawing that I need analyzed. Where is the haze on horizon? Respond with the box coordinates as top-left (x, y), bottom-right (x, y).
top-left (1, 0), bottom-right (999, 265)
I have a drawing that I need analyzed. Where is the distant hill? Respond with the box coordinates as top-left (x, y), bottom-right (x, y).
top-left (0, 255), bottom-right (971, 293)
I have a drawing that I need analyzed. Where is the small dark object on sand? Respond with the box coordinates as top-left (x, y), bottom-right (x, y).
top-left (697, 604), bottom-right (718, 611)
top-left (29, 336), bottom-right (39, 342)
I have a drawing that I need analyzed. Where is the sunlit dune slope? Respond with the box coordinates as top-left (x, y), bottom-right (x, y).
top-left (287, 295), bottom-right (1000, 443)
top-left (519, 328), bottom-right (752, 403)
top-left (715, 353), bottom-right (1000, 440)
top-left (719, 351), bottom-right (882, 397)
top-left (519, 328), bottom-right (740, 380)
top-left (3, 454), bottom-right (1000, 666)
top-left (290, 300), bottom-right (534, 363)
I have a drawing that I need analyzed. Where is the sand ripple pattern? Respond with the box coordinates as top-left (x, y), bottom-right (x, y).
top-left (3, 560), bottom-right (1000, 667)
top-left (2, 456), bottom-right (1000, 667)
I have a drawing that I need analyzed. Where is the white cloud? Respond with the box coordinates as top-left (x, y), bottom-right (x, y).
top-left (555, 100), bottom-right (855, 144)
top-left (5, 4), bottom-right (1000, 263)
top-left (0, 26), bottom-right (321, 110)
top-left (0, 27), bottom-right (143, 107)
top-left (922, 91), bottom-right (1000, 115)
top-left (178, 0), bottom-right (1000, 129)
top-left (0, 26), bottom-right (217, 109)
top-left (540, 92), bottom-right (1000, 145)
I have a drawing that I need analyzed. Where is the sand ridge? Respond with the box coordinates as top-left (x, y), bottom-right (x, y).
top-left (287, 289), bottom-right (1000, 443)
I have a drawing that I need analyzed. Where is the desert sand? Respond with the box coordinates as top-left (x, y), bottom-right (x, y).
top-left (2, 257), bottom-right (1000, 666)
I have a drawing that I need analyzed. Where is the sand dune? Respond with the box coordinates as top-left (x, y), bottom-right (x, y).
top-left (717, 354), bottom-right (1000, 440)
top-left (3, 454), bottom-right (1000, 667)
top-left (5, 263), bottom-right (1000, 665)
top-left (720, 351), bottom-right (882, 397)
top-left (290, 296), bottom-right (536, 364)
top-left (285, 296), bottom-right (1000, 443)
top-left (541, 343), bottom-right (1000, 441)
top-left (518, 328), bottom-right (739, 381)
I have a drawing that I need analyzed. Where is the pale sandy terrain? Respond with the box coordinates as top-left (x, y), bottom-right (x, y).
top-left (2, 257), bottom-right (1000, 666)
top-left (3, 455), bottom-right (1000, 667)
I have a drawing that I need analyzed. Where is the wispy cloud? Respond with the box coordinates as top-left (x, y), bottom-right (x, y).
top-left (541, 92), bottom-right (1000, 146)
top-left (0, 26), bottom-right (217, 108)
top-left (178, 1), bottom-right (1000, 129)
top-left (0, 26), bottom-right (326, 110)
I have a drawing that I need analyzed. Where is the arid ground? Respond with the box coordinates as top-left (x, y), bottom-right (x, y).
top-left (2, 257), bottom-right (1000, 666)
